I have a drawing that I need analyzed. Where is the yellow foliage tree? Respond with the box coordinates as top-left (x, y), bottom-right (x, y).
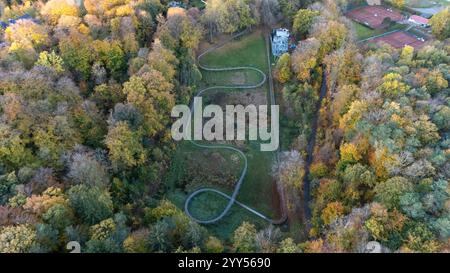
top-left (429, 7), bottom-right (450, 40)
top-left (399, 45), bottom-right (414, 65)
top-left (390, 0), bottom-right (405, 9)
top-left (291, 38), bottom-right (320, 82)
top-left (23, 187), bottom-right (67, 216)
top-left (369, 146), bottom-right (397, 179)
top-left (339, 100), bottom-right (368, 132)
top-left (5, 19), bottom-right (49, 50)
top-left (123, 229), bottom-right (150, 253)
top-left (303, 239), bottom-right (325, 253)
top-left (340, 143), bottom-right (362, 164)
top-left (41, 0), bottom-right (79, 25)
top-left (321, 201), bottom-right (345, 225)
top-left (0, 225), bottom-right (37, 253)
top-left (378, 73), bottom-right (409, 96)
top-left (274, 53), bottom-right (292, 83)
top-left (90, 218), bottom-right (116, 240)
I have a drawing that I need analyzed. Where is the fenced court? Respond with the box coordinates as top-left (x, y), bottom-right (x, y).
top-left (369, 31), bottom-right (426, 49)
top-left (346, 6), bottom-right (405, 29)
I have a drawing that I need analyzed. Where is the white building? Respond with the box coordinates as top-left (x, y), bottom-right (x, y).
top-left (271, 28), bottom-right (290, 57)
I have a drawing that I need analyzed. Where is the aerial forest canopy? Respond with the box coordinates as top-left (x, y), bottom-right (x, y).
top-left (0, 0), bottom-right (449, 253)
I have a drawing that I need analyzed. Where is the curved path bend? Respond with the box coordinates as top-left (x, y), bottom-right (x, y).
top-left (184, 30), bottom-right (286, 225)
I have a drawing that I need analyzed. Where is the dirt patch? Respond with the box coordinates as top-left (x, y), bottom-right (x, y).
top-left (229, 90), bottom-right (267, 106)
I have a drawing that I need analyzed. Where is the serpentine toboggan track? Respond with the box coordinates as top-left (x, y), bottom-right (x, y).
top-left (184, 30), bottom-right (285, 225)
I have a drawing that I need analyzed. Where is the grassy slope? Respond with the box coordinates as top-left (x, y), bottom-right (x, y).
top-left (165, 32), bottom-right (278, 241)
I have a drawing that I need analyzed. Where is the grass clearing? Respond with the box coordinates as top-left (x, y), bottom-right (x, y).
top-left (189, 0), bottom-right (206, 9)
top-left (353, 22), bottom-right (379, 40)
top-left (165, 32), bottom-right (279, 241)
top-left (201, 33), bottom-right (269, 70)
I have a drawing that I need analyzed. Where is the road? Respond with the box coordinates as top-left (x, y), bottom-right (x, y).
top-left (184, 30), bottom-right (287, 225)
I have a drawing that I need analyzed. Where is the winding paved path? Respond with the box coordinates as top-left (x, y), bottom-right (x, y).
top-left (184, 30), bottom-right (286, 225)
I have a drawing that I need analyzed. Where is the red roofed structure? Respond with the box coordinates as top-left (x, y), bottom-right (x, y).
top-left (408, 15), bottom-right (429, 27)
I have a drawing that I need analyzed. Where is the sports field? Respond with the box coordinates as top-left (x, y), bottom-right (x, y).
top-left (346, 5), bottom-right (405, 29)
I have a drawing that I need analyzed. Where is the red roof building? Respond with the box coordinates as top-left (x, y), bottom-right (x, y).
top-left (408, 15), bottom-right (429, 26)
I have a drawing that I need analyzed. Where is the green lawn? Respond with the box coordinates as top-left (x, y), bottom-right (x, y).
top-left (164, 32), bottom-right (279, 241)
top-left (353, 22), bottom-right (379, 40)
top-left (200, 33), bottom-right (269, 87)
top-left (353, 22), bottom-right (408, 41)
